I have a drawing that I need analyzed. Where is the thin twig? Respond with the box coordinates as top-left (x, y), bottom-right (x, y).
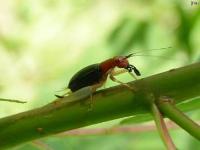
top-left (56, 121), bottom-right (188, 137)
top-left (151, 103), bottom-right (176, 150)
top-left (0, 98), bottom-right (27, 104)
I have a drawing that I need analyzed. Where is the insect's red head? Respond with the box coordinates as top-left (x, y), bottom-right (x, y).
top-left (113, 54), bottom-right (141, 76)
top-left (114, 53), bottom-right (133, 68)
top-left (114, 56), bottom-right (129, 68)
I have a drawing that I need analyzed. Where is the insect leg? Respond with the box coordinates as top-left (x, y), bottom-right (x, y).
top-left (87, 81), bottom-right (106, 110)
top-left (109, 74), bottom-right (135, 91)
top-left (110, 68), bottom-right (127, 76)
top-left (111, 68), bottom-right (138, 80)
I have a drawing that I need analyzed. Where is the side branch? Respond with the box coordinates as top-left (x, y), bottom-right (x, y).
top-left (151, 103), bottom-right (176, 150)
top-left (158, 97), bottom-right (200, 140)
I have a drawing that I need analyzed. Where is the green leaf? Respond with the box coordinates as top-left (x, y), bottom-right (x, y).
top-left (177, 96), bottom-right (200, 112)
top-left (120, 113), bottom-right (153, 125)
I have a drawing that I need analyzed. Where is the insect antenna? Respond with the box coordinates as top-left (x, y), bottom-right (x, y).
top-left (125, 46), bottom-right (176, 61)
top-left (131, 46), bottom-right (172, 55)
top-left (125, 53), bottom-right (134, 58)
top-left (132, 54), bottom-right (176, 61)
top-left (125, 46), bottom-right (172, 58)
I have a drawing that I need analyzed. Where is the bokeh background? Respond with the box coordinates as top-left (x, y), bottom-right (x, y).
top-left (0, 0), bottom-right (200, 149)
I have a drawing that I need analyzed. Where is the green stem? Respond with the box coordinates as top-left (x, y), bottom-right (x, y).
top-left (151, 103), bottom-right (176, 150)
top-left (158, 97), bottom-right (200, 140)
top-left (0, 62), bottom-right (199, 149)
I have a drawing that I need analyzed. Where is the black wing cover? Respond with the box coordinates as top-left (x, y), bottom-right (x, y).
top-left (68, 64), bottom-right (103, 92)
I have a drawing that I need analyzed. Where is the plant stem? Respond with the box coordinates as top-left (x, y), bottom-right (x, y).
top-left (0, 62), bottom-right (199, 149)
top-left (151, 103), bottom-right (176, 150)
top-left (158, 97), bottom-right (200, 140)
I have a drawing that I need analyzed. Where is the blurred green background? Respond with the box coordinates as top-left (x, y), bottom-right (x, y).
top-left (0, 0), bottom-right (200, 149)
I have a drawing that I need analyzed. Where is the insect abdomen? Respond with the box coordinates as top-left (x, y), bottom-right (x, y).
top-left (68, 64), bottom-right (103, 92)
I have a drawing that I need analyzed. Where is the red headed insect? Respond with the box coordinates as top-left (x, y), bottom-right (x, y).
top-left (55, 53), bottom-right (139, 98)
top-left (55, 47), bottom-right (172, 98)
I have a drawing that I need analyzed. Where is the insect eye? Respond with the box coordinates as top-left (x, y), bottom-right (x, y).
top-left (114, 57), bottom-right (121, 63)
top-left (118, 57), bottom-right (125, 62)
top-left (118, 58), bottom-right (123, 62)
top-left (114, 56), bottom-right (126, 64)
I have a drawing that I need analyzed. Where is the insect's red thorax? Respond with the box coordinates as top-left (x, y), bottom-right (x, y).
top-left (100, 56), bottom-right (129, 74)
top-left (100, 58), bottom-right (116, 74)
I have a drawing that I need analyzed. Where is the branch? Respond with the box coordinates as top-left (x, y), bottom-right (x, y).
top-left (0, 62), bottom-right (199, 149)
top-left (151, 103), bottom-right (176, 150)
top-left (158, 97), bottom-right (200, 140)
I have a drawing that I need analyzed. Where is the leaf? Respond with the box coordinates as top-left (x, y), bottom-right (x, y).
top-left (177, 96), bottom-right (200, 112)
top-left (120, 113), bottom-right (153, 125)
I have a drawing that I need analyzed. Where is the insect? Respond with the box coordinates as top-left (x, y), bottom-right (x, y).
top-left (55, 47), bottom-right (171, 99)
top-left (55, 53), bottom-right (140, 98)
